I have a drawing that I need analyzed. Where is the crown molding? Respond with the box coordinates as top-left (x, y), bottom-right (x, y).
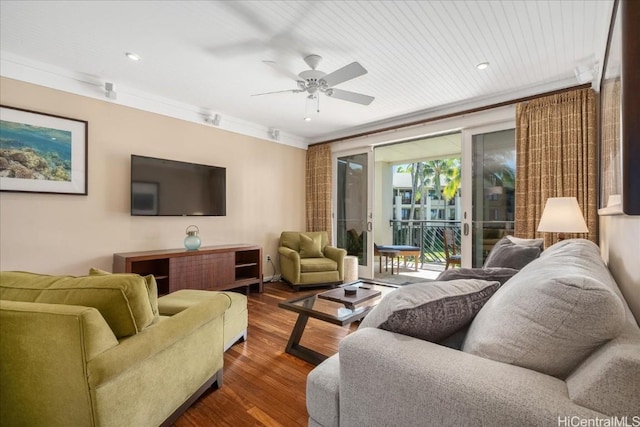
top-left (311, 75), bottom-right (581, 144)
top-left (0, 51), bottom-right (309, 150)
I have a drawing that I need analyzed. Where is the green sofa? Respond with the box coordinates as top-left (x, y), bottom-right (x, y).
top-left (278, 231), bottom-right (347, 290)
top-left (0, 271), bottom-right (230, 427)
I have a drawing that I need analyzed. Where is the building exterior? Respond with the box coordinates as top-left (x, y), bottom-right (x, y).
top-left (392, 171), bottom-right (461, 221)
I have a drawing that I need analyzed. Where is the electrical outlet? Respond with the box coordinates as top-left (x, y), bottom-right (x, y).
top-left (266, 255), bottom-right (271, 261)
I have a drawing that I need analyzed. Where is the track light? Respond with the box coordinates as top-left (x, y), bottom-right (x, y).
top-left (105, 82), bottom-right (117, 100)
top-left (204, 114), bottom-right (222, 126)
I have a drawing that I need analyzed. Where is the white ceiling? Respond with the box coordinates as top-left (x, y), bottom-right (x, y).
top-left (375, 133), bottom-right (461, 165)
top-left (0, 1), bottom-right (613, 146)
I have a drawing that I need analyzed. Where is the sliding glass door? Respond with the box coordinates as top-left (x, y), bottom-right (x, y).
top-left (334, 149), bottom-right (374, 279)
top-left (462, 124), bottom-right (516, 267)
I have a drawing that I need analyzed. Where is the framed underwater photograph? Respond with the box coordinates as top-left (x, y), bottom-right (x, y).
top-left (0, 105), bottom-right (88, 195)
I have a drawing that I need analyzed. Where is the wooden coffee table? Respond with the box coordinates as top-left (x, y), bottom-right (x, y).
top-left (278, 281), bottom-right (397, 365)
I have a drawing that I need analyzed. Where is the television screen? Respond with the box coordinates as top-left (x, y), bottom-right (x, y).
top-left (131, 155), bottom-right (226, 216)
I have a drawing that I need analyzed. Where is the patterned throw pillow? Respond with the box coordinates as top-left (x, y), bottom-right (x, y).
top-left (359, 279), bottom-right (500, 343)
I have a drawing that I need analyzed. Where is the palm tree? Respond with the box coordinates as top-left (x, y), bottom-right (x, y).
top-left (396, 163), bottom-right (422, 220)
top-left (397, 159), bottom-right (461, 218)
top-left (423, 159), bottom-right (458, 201)
top-left (442, 159), bottom-right (461, 201)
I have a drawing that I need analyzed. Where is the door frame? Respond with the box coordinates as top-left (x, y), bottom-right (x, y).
top-left (329, 105), bottom-right (515, 274)
top-left (332, 146), bottom-right (375, 279)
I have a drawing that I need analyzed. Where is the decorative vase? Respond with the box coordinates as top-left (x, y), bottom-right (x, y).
top-left (184, 225), bottom-right (201, 250)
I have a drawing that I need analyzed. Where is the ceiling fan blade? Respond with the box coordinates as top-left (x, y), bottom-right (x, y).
top-left (321, 62), bottom-right (368, 87)
top-left (326, 88), bottom-right (375, 105)
top-left (251, 89), bottom-right (303, 96)
top-left (263, 60), bottom-right (303, 82)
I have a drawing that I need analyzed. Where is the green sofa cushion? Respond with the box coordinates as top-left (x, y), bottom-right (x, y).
top-left (0, 271), bottom-right (154, 338)
top-left (300, 257), bottom-right (338, 273)
top-left (89, 267), bottom-right (159, 322)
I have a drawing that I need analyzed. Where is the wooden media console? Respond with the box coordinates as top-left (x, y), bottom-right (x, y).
top-left (113, 244), bottom-right (262, 295)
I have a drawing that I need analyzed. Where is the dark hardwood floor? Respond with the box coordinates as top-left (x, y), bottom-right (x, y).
top-left (174, 282), bottom-right (358, 427)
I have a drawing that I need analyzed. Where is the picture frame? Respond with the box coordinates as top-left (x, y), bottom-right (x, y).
top-left (0, 105), bottom-right (88, 195)
top-left (598, 0), bottom-right (640, 215)
top-left (131, 181), bottom-right (159, 215)
top-left (598, 0), bottom-right (622, 214)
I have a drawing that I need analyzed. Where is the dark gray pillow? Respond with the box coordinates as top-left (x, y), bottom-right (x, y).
top-left (359, 279), bottom-right (500, 343)
top-left (437, 267), bottom-right (519, 285)
top-left (483, 236), bottom-right (542, 270)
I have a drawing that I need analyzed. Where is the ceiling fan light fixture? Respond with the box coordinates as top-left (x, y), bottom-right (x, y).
top-left (125, 52), bottom-right (141, 61)
top-left (476, 62), bottom-right (489, 70)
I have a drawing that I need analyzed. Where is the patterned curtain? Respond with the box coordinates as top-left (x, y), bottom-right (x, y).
top-left (515, 88), bottom-right (597, 247)
top-left (306, 144), bottom-right (332, 243)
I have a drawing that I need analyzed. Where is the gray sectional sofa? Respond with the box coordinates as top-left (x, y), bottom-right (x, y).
top-left (306, 239), bottom-right (640, 426)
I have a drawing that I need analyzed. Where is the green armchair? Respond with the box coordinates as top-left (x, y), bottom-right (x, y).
top-left (279, 231), bottom-right (347, 290)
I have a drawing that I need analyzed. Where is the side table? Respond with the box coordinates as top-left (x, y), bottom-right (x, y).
top-left (343, 255), bottom-right (359, 283)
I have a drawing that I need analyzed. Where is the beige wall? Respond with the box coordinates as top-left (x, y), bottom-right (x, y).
top-left (600, 215), bottom-right (640, 323)
top-left (0, 77), bottom-right (306, 275)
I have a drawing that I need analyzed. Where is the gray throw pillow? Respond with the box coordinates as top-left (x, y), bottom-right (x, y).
top-left (437, 267), bottom-right (519, 285)
top-left (359, 279), bottom-right (500, 343)
top-left (483, 236), bottom-right (542, 270)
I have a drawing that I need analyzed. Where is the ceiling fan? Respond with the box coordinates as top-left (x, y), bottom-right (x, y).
top-left (253, 54), bottom-right (375, 106)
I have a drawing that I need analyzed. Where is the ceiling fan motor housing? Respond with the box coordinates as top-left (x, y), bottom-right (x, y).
top-left (304, 54), bottom-right (323, 70)
top-left (298, 70), bottom-right (330, 93)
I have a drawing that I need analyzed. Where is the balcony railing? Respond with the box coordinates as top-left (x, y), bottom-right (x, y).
top-left (389, 219), bottom-right (461, 266)
top-left (339, 219), bottom-right (514, 268)
top-left (388, 219), bottom-right (516, 268)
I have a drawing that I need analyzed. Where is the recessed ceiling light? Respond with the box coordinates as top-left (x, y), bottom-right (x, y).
top-left (125, 52), bottom-right (141, 61)
top-left (476, 62), bottom-right (489, 70)
top-left (304, 117), bottom-right (311, 122)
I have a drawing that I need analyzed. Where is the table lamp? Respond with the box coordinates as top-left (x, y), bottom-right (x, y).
top-left (537, 197), bottom-right (589, 240)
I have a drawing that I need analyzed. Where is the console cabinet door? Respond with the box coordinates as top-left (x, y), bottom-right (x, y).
top-left (202, 253), bottom-right (235, 290)
top-left (169, 252), bottom-right (235, 292)
top-left (169, 256), bottom-right (205, 292)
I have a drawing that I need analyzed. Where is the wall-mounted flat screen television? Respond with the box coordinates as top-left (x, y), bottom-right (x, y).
top-left (131, 155), bottom-right (226, 216)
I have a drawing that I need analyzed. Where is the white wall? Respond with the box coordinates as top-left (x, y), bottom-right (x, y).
top-left (0, 78), bottom-right (306, 275)
top-left (600, 214), bottom-right (640, 323)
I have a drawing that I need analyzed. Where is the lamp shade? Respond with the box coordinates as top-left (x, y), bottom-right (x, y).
top-left (537, 197), bottom-right (589, 234)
